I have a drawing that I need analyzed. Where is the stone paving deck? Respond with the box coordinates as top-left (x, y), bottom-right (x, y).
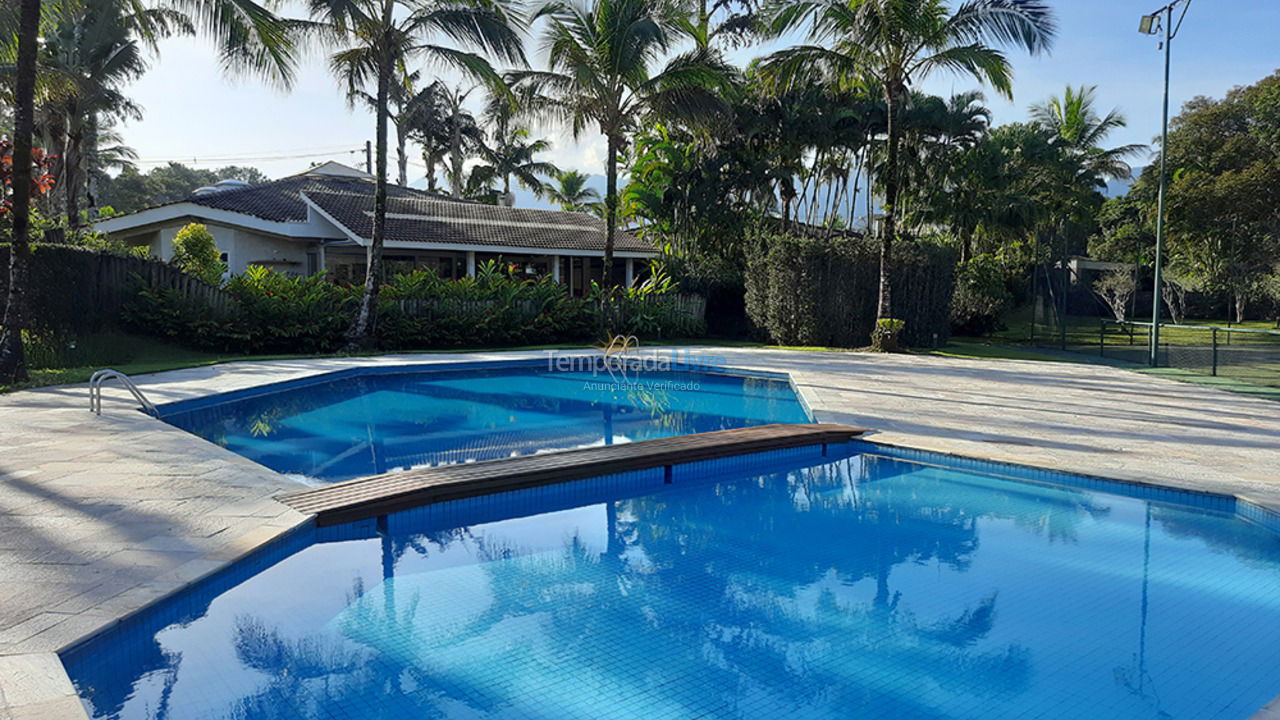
top-left (1, 347), bottom-right (1278, 719)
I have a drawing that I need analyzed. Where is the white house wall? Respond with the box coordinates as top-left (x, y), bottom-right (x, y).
top-left (226, 228), bottom-right (310, 275)
top-left (122, 220), bottom-right (314, 275)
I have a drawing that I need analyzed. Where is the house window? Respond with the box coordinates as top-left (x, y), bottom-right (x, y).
top-left (383, 255), bottom-right (418, 277)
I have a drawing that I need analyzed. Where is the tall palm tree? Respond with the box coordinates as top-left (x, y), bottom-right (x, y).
top-left (405, 80), bottom-right (451, 191)
top-left (0, 0), bottom-right (42, 385)
top-left (764, 0), bottom-right (1055, 322)
top-left (307, 0), bottom-right (526, 349)
top-left (40, 0), bottom-right (185, 228)
top-left (478, 94), bottom-right (559, 199)
top-left (434, 84), bottom-right (484, 198)
top-left (543, 169), bottom-right (602, 213)
top-left (512, 0), bottom-right (730, 284)
top-left (350, 70), bottom-right (444, 186)
top-left (1030, 85), bottom-right (1145, 181)
top-left (1, 0), bottom-right (299, 385)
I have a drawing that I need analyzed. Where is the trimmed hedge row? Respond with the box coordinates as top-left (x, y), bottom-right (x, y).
top-left (744, 230), bottom-right (956, 348)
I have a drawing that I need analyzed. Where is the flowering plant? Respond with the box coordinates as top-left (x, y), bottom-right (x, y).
top-left (0, 139), bottom-right (57, 217)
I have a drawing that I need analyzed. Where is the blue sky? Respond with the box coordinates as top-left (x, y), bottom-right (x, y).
top-left (118, 0), bottom-right (1280, 184)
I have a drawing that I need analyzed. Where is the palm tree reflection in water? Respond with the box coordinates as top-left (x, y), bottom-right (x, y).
top-left (218, 453), bottom-right (1142, 718)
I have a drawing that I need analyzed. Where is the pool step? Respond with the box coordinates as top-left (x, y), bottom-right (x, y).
top-left (278, 423), bottom-right (869, 527)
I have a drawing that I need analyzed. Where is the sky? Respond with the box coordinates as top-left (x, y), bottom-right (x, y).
top-left (117, 0), bottom-right (1280, 186)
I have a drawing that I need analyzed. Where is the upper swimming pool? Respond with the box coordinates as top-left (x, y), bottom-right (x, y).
top-left (158, 361), bottom-right (810, 482)
top-left (62, 441), bottom-right (1280, 720)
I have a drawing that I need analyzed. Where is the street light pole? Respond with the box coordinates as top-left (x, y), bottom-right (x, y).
top-left (1141, 0), bottom-right (1191, 368)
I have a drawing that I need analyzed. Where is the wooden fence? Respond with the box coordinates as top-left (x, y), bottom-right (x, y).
top-left (94, 252), bottom-right (235, 314)
top-left (0, 244), bottom-right (234, 330)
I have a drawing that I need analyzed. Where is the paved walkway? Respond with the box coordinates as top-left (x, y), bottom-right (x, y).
top-left (1, 348), bottom-right (1278, 719)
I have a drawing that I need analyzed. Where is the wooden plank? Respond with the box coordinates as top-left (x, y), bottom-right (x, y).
top-left (279, 423), bottom-right (868, 526)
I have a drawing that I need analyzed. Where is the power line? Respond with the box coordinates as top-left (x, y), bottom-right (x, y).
top-left (131, 145), bottom-right (365, 166)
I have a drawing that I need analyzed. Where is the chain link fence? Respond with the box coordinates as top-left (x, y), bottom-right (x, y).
top-left (1099, 321), bottom-right (1280, 388)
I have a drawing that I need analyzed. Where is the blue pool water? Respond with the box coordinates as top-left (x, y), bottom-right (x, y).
top-left (64, 443), bottom-right (1280, 720)
top-left (159, 363), bottom-right (810, 482)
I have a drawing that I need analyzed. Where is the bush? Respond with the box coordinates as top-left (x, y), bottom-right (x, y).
top-left (122, 261), bottom-right (703, 354)
top-left (123, 266), bottom-right (352, 354)
top-left (596, 270), bottom-right (707, 339)
top-left (1093, 270), bottom-right (1136, 322)
top-left (744, 230), bottom-right (955, 348)
top-left (171, 223), bottom-right (227, 286)
top-left (376, 263), bottom-right (594, 348)
top-left (870, 318), bottom-right (906, 352)
top-left (950, 254), bottom-right (1013, 336)
top-left (659, 252), bottom-right (748, 336)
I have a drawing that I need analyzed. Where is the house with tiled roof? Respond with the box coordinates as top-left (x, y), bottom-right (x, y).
top-left (93, 161), bottom-right (657, 291)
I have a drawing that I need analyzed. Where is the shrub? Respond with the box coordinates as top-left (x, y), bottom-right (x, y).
top-left (950, 254), bottom-right (1013, 336)
top-left (596, 269), bottom-right (707, 338)
top-left (744, 229), bottom-right (955, 348)
top-left (659, 252), bottom-right (748, 336)
top-left (171, 223), bottom-right (227, 286)
top-left (123, 266), bottom-right (351, 353)
top-left (870, 318), bottom-right (906, 352)
top-left (121, 260), bottom-right (705, 354)
top-left (375, 263), bottom-right (594, 348)
top-left (1093, 270), bottom-right (1136, 322)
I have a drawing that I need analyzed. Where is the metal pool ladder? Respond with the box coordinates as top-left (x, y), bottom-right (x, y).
top-left (89, 369), bottom-right (158, 416)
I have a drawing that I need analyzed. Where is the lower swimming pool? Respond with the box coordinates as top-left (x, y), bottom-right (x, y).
top-left (63, 442), bottom-right (1280, 720)
top-left (158, 362), bottom-right (810, 482)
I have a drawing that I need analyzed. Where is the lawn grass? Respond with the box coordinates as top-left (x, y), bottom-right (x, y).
top-left (923, 337), bottom-right (1079, 363)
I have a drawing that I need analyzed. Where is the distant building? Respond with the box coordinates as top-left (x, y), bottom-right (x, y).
top-left (94, 161), bottom-right (656, 291)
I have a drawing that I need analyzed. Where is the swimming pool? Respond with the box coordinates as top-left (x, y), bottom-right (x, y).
top-left (158, 362), bottom-right (810, 482)
top-left (63, 441), bottom-right (1280, 720)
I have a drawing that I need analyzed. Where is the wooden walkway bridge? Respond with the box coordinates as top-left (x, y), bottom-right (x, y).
top-left (279, 423), bottom-right (868, 526)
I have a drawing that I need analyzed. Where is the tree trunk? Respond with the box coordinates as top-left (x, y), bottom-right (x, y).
top-left (85, 112), bottom-right (102, 215)
top-left (423, 148), bottom-right (437, 193)
top-left (449, 114), bottom-right (463, 198)
top-left (0, 0), bottom-right (41, 385)
top-left (602, 134), bottom-right (619, 286)
top-left (396, 123), bottom-right (408, 186)
top-left (345, 43), bottom-right (392, 352)
top-left (877, 87), bottom-right (900, 320)
top-left (65, 113), bottom-right (84, 230)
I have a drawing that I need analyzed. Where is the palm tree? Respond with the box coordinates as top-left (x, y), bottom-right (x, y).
top-left (512, 0), bottom-right (730, 284)
top-left (39, 0), bottom-right (184, 228)
top-left (351, 70), bottom-right (445, 186)
top-left (405, 81), bottom-right (451, 192)
top-left (307, 0), bottom-right (526, 349)
top-left (764, 0), bottom-right (1055, 322)
top-left (1030, 85), bottom-right (1145, 181)
top-left (434, 84), bottom-right (484, 198)
top-left (543, 169), bottom-right (602, 213)
top-left (477, 94), bottom-right (559, 199)
top-left (1, 0), bottom-right (299, 384)
top-left (0, 0), bottom-right (42, 384)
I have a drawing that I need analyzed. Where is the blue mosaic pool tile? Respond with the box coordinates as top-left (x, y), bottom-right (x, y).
top-left (63, 437), bottom-right (1280, 720)
top-left (850, 439), bottom-right (1258, 517)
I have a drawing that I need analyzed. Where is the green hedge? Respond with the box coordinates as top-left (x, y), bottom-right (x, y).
top-left (122, 263), bottom-right (704, 354)
top-left (744, 230), bottom-right (956, 348)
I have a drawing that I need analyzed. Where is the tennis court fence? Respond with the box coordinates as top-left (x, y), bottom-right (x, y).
top-left (1097, 320), bottom-right (1280, 389)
